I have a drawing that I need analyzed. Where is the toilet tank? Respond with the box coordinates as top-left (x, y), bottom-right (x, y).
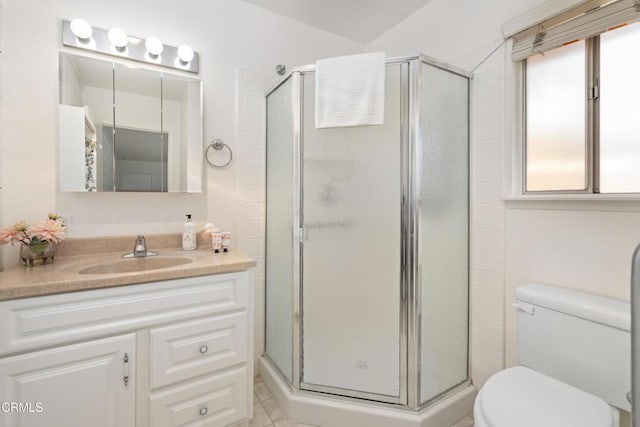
top-left (515, 283), bottom-right (630, 411)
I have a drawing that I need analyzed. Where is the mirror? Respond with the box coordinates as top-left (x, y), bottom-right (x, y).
top-left (58, 52), bottom-right (203, 192)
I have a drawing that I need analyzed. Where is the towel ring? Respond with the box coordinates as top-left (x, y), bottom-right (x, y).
top-left (205, 139), bottom-right (233, 168)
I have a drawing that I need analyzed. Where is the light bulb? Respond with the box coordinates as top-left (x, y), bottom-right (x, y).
top-left (145, 37), bottom-right (163, 57)
top-left (177, 45), bottom-right (194, 63)
top-left (70, 18), bottom-right (92, 41)
top-left (108, 28), bottom-right (128, 50)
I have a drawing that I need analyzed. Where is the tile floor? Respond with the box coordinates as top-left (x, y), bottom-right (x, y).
top-left (251, 376), bottom-right (474, 427)
top-left (451, 416), bottom-right (474, 427)
top-left (252, 376), bottom-right (317, 427)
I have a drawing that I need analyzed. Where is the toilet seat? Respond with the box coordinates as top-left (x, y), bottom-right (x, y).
top-left (474, 366), bottom-right (617, 427)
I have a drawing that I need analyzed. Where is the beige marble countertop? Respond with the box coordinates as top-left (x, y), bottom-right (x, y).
top-left (0, 234), bottom-right (256, 301)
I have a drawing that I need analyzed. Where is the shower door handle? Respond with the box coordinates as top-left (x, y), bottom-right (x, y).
top-left (299, 226), bottom-right (308, 243)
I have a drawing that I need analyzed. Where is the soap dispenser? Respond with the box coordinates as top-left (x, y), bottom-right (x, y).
top-left (182, 214), bottom-right (196, 251)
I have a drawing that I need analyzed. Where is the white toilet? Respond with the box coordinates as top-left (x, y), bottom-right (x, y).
top-left (474, 283), bottom-right (630, 427)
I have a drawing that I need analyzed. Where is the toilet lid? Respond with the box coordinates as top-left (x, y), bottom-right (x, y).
top-left (477, 366), bottom-right (615, 427)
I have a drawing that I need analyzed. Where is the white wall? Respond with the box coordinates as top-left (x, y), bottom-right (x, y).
top-left (0, 0), bottom-right (362, 267)
top-left (235, 68), bottom-right (269, 372)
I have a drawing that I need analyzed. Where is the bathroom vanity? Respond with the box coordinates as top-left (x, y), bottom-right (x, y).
top-left (0, 237), bottom-right (255, 427)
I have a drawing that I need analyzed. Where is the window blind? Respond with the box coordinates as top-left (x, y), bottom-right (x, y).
top-left (512, 0), bottom-right (640, 61)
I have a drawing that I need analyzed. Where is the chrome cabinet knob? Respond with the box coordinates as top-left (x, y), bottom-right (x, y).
top-left (200, 407), bottom-right (208, 416)
top-left (200, 345), bottom-right (208, 354)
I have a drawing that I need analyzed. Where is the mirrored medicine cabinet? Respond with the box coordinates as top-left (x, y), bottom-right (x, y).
top-left (58, 52), bottom-right (203, 193)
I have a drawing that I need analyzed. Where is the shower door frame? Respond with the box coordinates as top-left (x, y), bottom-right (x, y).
top-left (264, 54), bottom-right (473, 410)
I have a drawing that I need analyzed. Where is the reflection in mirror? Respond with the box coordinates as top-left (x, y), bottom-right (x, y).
top-left (162, 73), bottom-right (203, 192)
top-left (114, 63), bottom-right (163, 192)
top-left (106, 126), bottom-right (168, 192)
top-left (58, 52), bottom-right (203, 193)
top-left (59, 53), bottom-right (114, 192)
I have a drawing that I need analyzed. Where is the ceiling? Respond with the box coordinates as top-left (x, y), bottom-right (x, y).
top-left (241, 0), bottom-right (433, 44)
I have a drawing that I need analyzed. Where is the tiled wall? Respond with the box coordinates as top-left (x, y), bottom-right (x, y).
top-left (468, 45), bottom-right (507, 388)
top-left (235, 69), bottom-right (267, 372)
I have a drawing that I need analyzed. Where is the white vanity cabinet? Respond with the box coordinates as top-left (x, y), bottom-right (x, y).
top-left (0, 271), bottom-right (253, 427)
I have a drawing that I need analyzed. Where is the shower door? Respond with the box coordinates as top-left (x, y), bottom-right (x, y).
top-left (265, 76), bottom-right (295, 383)
top-left (300, 64), bottom-right (405, 403)
top-left (418, 62), bottom-right (470, 405)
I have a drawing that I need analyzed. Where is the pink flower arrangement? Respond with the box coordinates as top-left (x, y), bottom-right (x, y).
top-left (0, 213), bottom-right (66, 248)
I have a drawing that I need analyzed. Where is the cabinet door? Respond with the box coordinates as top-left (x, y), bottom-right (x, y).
top-left (0, 334), bottom-right (135, 427)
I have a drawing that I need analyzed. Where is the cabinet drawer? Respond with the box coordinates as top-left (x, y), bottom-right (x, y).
top-left (150, 311), bottom-right (248, 389)
top-left (149, 366), bottom-right (248, 427)
top-left (0, 272), bottom-right (248, 355)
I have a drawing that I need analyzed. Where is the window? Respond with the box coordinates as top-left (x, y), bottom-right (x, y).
top-left (526, 40), bottom-right (586, 192)
top-left (518, 0), bottom-right (640, 194)
top-left (599, 23), bottom-right (640, 192)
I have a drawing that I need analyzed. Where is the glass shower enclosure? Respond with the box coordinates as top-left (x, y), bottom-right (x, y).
top-left (265, 54), bottom-right (470, 408)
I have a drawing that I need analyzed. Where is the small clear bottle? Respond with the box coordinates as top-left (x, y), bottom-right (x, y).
top-left (182, 214), bottom-right (197, 251)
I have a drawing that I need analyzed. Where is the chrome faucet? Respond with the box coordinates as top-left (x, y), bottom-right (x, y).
top-left (133, 235), bottom-right (147, 257)
top-left (122, 235), bottom-right (158, 258)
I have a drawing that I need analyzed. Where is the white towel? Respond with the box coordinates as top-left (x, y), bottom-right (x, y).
top-left (315, 52), bottom-right (385, 129)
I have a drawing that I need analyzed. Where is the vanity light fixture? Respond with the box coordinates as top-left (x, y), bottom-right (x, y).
top-left (145, 37), bottom-right (164, 58)
top-left (62, 19), bottom-right (199, 73)
top-left (70, 18), bottom-right (92, 42)
top-left (108, 28), bottom-right (128, 51)
top-left (177, 45), bottom-right (194, 64)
